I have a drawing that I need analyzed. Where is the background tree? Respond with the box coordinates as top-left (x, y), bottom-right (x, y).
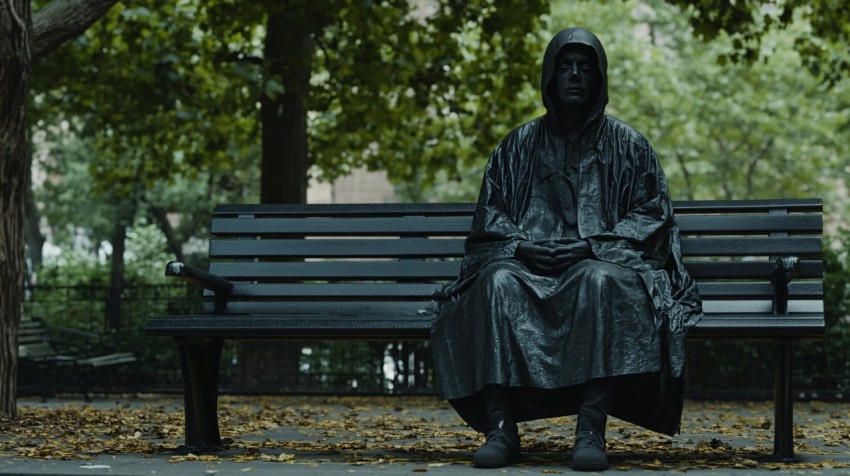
top-left (161, 0), bottom-right (552, 204)
top-left (0, 0), bottom-right (119, 419)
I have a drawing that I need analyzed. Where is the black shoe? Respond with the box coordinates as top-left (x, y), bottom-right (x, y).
top-left (571, 415), bottom-right (608, 471)
top-left (473, 416), bottom-right (520, 468)
top-left (571, 441), bottom-right (608, 471)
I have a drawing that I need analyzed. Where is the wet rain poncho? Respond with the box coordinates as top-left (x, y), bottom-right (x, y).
top-left (430, 28), bottom-right (702, 436)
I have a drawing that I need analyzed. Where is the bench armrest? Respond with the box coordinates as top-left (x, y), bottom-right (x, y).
top-left (166, 261), bottom-right (233, 313)
top-left (771, 256), bottom-right (801, 315)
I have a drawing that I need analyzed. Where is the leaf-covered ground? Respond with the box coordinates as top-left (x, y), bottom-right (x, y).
top-left (1, 395), bottom-right (850, 472)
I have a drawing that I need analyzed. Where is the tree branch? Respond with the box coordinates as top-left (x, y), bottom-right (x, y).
top-left (31, 0), bottom-right (119, 63)
top-left (673, 150), bottom-right (695, 201)
top-left (148, 205), bottom-right (186, 263)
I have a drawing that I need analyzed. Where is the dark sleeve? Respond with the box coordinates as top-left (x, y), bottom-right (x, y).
top-left (585, 143), bottom-right (674, 270)
top-left (585, 140), bottom-right (702, 323)
top-left (459, 140), bottom-right (530, 278)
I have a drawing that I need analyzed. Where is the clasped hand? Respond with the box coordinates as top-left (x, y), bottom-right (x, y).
top-left (515, 238), bottom-right (592, 275)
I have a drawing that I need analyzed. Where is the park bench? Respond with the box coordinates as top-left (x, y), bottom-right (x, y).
top-left (144, 199), bottom-right (824, 460)
top-left (18, 317), bottom-right (137, 401)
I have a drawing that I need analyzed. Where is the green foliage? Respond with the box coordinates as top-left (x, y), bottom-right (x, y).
top-left (666, 0), bottom-right (850, 85)
top-left (31, 1), bottom-right (259, 190)
top-left (824, 229), bottom-right (850, 328)
top-left (34, 251), bottom-right (108, 287)
top-left (30, 0), bottom-right (261, 274)
top-left (32, 0), bottom-right (553, 195)
top-left (303, 0), bottom-right (550, 189)
top-left (35, 217), bottom-right (172, 287)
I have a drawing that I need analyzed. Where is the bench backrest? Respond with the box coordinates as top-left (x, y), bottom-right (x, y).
top-left (204, 199), bottom-right (823, 337)
top-left (18, 318), bottom-right (57, 359)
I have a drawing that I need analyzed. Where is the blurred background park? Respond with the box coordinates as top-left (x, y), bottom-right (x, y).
top-left (14, 0), bottom-right (850, 401)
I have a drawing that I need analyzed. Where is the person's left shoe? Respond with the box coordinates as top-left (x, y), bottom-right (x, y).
top-left (570, 413), bottom-right (608, 471)
top-left (571, 379), bottom-right (610, 471)
top-left (571, 436), bottom-right (608, 471)
top-left (473, 415), bottom-right (521, 468)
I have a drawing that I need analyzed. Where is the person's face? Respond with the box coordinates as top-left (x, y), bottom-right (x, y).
top-left (552, 45), bottom-right (600, 109)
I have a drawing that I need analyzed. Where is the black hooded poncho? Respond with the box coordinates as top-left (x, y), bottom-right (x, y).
top-left (430, 28), bottom-right (702, 436)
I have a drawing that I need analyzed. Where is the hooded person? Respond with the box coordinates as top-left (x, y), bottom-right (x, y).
top-left (430, 27), bottom-right (702, 470)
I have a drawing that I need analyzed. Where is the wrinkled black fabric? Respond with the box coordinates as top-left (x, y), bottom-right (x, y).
top-left (430, 27), bottom-right (702, 436)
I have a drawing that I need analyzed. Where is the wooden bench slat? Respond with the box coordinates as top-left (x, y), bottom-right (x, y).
top-left (208, 236), bottom-right (821, 260)
top-left (210, 238), bottom-right (466, 258)
top-left (206, 299), bottom-right (822, 316)
top-left (206, 214), bottom-right (824, 237)
top-left (701, 300), bottom-right (823, 314)
top-left (207, 260), bottom-right (824, 289)
top-left (680, 237), bottom-right (821, 256)
top-left (213, 283), bottom-right (444, 298)
top-left (687, 314), bottom-right (825, 339)
top-left (146, 313), bottom-right (824, 340)
top-left (19, 342), bottom-right (56, 358)
top-left (211, 237), bottom-right (824, 259)
top-left (696, 282), bottom-right (821, 299)
top-left (213, 202), bottom-right (477, 217)
top-left (212, 216), bottom-right (473, 236)
top-left (146, 315), bottom-right (436, 339)
top-left (676, 214), bottom-right (822, 234)
top-left (199, 300), bottom-right (430, 316)
top-left (198, 281), bottom-right (821, 301)
top-left (208, 260), bottom-right (823, 283)
top-left (208, 261), bottom-right (462, 280)
top-left (672, 199), bottom-right (822, 213)
top-left (211, 199), bottom-right (822, 217)
top-left (684, 260), bottom-right (823, 279)
top-left (199, 299), bottom-right (823, 319)
top-left (211, 213), bottom-right (822, 237)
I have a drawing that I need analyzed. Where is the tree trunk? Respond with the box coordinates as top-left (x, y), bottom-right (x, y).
top-left (260, 9), bottom-right (312, 204)
top-left (106, 219), bottom-right (126, 332)
top-left (0, 0), bottom-right (33, 419)
top-left (0, 0), bottom-right (118, 418)
top-left (149, 205), bottom-right (185, 264)
top-left (237, 8), bottom-right (315, 390)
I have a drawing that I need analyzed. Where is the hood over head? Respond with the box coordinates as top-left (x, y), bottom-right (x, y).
top-left (541, 27), bottom-right (609, 135)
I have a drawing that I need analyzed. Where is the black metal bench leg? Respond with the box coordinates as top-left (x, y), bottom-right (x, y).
top-left (774, 340), bottom-right (798, 461)
top-left (176, 337), bottom-right (223, 451)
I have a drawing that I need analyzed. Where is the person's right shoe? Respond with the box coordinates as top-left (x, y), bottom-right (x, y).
top-left (473, 415), bottom-right (521, 468)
